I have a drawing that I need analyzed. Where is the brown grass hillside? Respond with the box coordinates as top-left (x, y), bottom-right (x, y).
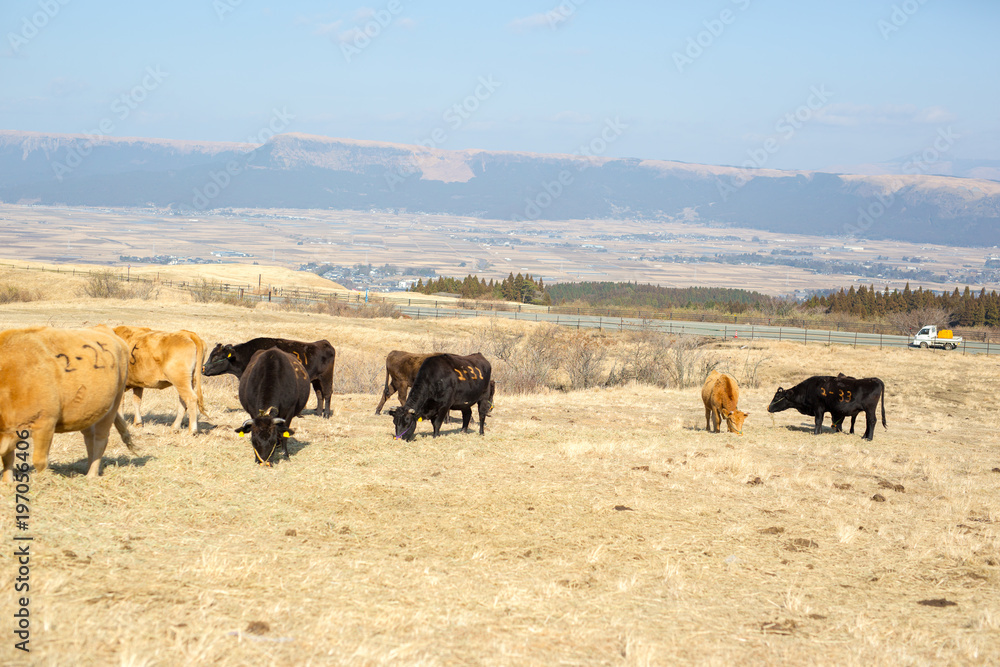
top-left (1, 270), bottom-right (998, 666)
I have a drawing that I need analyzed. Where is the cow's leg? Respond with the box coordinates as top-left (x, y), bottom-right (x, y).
top-left (86, 406), bottom-right (120, 478)
top-left (432, 408), bottom-right (448, 437)
top-left (311, 379), bottom-right (324, 417)
top-left (281, 434), bottom-right (291, 460)
top-left (477, 399), bottom-right (489, 435)
top-left (375, 372), bottom-right (395, 415)
top-left (704, 406), bottom-right (712, 432)
top-left (173, 390), bottom-right (198, 434)
top-left (320, 367), bottom-right (334, 418)
top-left (813, 410), bottom-right (825, 435)
top-left (131, 388), bottom-right (144, 427)
top-left (29, 421), bottom-right (56, 475)
top-left (850, 414), bottom-right (858, 434)
top-left (1, 433), bottom-right (16, 483)
top-left (711, 408), bottom-right (721, 433)
top-left (863, 408), bottom-right (876, 440)
top-left (397, 384), bottom-right (409, 405)
top-left (460, 407), bottom-right (473, 432)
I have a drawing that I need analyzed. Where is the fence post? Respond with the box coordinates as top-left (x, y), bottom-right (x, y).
top-left (804, 328), bottom-right (807, 345)
top-left (854, 332), bottom-right (858, 348)
top-left (779, 327), bottom-right (782, 341)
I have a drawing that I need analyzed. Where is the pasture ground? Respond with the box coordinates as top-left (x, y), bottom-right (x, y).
top-left (1, 282), bottom-right (999, 666)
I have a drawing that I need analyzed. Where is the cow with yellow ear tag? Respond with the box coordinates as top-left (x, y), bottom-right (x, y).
top-left (233, 348), bottom-right (310, 465)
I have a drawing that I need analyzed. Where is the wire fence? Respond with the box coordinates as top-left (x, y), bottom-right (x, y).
top-left (4, 261), bottom-right (999, 350)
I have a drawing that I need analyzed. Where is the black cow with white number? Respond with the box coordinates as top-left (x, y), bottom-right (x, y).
top-left (234, 349), bottom-right (311, 465)
top-left (203, 337), bottom-right (335, 418)
top-left (767, 374), bottom-right (887, 441)
top-left (388, 353), bottom-right (493, 441)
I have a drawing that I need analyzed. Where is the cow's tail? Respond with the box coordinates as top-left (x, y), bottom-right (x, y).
top-left (880, 380), bottom-right (887, 430)
top-left (192, 333), bottom-right (209, 417)
top-left (114, 413), bottom-right (137, 452)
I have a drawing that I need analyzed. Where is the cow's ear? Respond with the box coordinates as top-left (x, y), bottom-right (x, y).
top-left (387, 407), bottom-right (398, 417)
top-left (776, 387), bottom-right (784, 392)
top-left (235, 420), bottom-right (252, 436)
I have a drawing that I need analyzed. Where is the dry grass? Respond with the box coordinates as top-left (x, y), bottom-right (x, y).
top-left (1, 270), bottom-right (999, 666)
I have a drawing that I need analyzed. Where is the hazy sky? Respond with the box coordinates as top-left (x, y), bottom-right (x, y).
top-left (3, 0), bottom-right (997, 170)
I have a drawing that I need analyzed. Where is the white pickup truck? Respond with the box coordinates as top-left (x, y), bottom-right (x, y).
top-left (911, 325), bottom-right (962, 350)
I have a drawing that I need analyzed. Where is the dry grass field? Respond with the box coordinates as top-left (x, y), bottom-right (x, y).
top-left (1, 268), bottom-right (999, 666)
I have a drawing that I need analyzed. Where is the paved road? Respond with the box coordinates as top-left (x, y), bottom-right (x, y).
top-left (400, 305), bottom-right (995, 355)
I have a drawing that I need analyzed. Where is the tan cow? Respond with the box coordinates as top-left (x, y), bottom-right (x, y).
top-left (0, 326), bottom-right (134, 481)
top-left (701, 370), bottom-right (749, 434)
top-left (113, 326), bottom-right (208, 434)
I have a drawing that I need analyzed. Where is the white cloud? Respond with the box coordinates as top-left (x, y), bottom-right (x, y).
top-left (815, 103), bottom-right (957, 127)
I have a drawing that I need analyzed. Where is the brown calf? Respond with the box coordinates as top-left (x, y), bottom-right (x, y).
top-left (701, 370), bottom-right (749, 434)
top-left (374, 350), bottom-right (433, 414)
top-left (113, 326), bottom-right (208, 434)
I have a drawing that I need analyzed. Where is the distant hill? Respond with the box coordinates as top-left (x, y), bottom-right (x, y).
top-left (2, 129), bottom-right (1000, 246)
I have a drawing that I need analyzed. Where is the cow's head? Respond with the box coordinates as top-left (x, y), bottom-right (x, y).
top-left (387, 406), bottom-right (420, 442)
top-left (235, 409), bottom-right (293, 466)
top-left (203, 343), bottom-right (237, 376)
top-left (721, 408), bottom-right (749, 434)
top-left (767, 387), bottom-right (790, 413)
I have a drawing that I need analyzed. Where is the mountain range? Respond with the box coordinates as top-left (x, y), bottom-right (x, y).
top-left (2, 129), bottom-right (999, 246)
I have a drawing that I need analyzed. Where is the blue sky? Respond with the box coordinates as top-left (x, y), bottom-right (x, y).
top-left (2, 0), bottom-right (997, 170)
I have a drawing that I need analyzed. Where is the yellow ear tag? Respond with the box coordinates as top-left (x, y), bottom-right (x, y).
top-left (238, 431), bottom-right (246, 438)
top-left (417, 417), bottom-right (423, 422)
top-left (282, 431), bottom-right (290, 437)
top-left (227, 353), bottom-right (232, 358)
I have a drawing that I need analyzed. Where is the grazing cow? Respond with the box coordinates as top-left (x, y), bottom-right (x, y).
top-left (701, 370), bottom-right (749, 434)
top-left (388, 353), bottom-right (492, 441)
top-left (113, 325), bottom-right (207, 434)
top-left (234, 349), bottom-right (312, 466)
top-left (374, 350), bottom-right (433, 414)
top-left (767, 375), bottom-right (887, 441)
top-left (0, 326), bottom-right (134, 480)
top-left (203, 337), bottom-right (336, 418)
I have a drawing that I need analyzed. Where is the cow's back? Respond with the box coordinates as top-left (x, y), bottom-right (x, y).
top-left (0, 326), bottom-right (128, 432)
top-left (239, 348), bottom-right (311, 418)
top-left (701, 370), bottom-right (722, 409)
top-left (713, 372), bottom-right (739, 410)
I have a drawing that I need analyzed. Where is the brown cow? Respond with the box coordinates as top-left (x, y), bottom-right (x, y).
top-left (0, 326), bottom-right (134, 480)
top-left (701, 370), bottom-right (749, 434)
top-left (113, 326), bottom-right (208, 434)
top-left (374, 350), bottom-right (433, 414)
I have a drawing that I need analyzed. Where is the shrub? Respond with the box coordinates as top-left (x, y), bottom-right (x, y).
top-left (0, 283), bottom-right (39, 304)
top-left (82, 270), bottom-right (159, 300)
top-left (562, 332), bottom-right (608, 389)
top-left (188, 280), bottom-right (255, 308)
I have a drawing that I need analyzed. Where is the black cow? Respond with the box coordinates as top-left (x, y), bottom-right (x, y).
top-left (234, 349), bottom-right (312, 465)
top-left (203, 337), bottom-right (335, 418)
top-left (767, 375), bottom-right (887, 440)
top-left (388, 353), bottom-right (492, 441)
